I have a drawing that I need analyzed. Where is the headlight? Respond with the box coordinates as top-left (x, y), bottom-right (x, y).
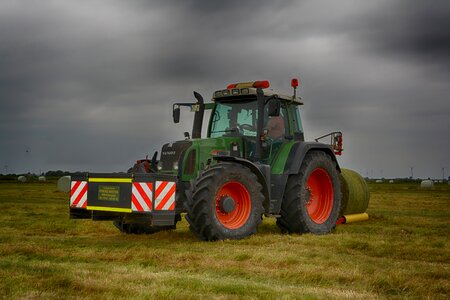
top-left (157, 162), bottom-right (163, 171)
top-left (173, 162), bottom-right (179, 170)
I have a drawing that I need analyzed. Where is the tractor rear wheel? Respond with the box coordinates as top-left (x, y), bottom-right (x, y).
top-left (185, 163), bottom-right (264, 241)
top-left (276, 151), bottom-right (341, 234)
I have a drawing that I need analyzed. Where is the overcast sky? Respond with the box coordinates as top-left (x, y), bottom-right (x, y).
top-left (1, 0), bottom-right (449, 179)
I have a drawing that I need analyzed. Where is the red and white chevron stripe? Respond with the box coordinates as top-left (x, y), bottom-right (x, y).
top-left (70, 181), bottom-right (87, 208)
top-left (132, 182), bottom-right (153, 212)
top-left (155, 181), bottom-right (176, 210)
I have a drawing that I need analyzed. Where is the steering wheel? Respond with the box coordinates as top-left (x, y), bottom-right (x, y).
top-left (238, 124), bottom-right (256, 132)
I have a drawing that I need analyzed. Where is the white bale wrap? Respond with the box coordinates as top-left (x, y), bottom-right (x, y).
top-left (38, 176), bottom-right (46, 182)
top-left (420, 180), bottom-right (434, 189)
top-left (18, 176), bottom-right (27, 182)
top-left (57, 176), bottom-right (71, 192)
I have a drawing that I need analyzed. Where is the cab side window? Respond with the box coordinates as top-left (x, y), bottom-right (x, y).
top-left (292, 106), bottom-right (304, 140)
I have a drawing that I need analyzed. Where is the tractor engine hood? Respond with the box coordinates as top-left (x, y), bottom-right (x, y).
top-left (159, 140), bottom-right (192, 173)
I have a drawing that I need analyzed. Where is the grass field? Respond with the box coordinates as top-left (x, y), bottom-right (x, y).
top-left (0, 180), bottom-right (448, 299)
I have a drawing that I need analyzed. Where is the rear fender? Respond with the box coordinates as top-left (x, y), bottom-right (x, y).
top-left (285, 142), bottom-right (341, 175)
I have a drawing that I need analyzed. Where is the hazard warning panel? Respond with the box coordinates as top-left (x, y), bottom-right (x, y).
top-left (154, 181), bottom-right (176, 210)
top-left (131, 181), bottom-right (175, 212)
top-left (70, 181), bottom-right (87, 208)
top-left (70, 174), bottom-right (176, 213)
top-left (131, 182), bottom-right (153, 212)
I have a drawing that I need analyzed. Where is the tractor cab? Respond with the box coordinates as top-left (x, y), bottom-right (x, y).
top-left (208, 81), bottom-right (304, 164)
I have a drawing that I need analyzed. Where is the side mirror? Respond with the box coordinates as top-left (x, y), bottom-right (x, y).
top-left (173, 107), bottom-right (180, 123)
top-left (268, 99), bottom-right (280, 117)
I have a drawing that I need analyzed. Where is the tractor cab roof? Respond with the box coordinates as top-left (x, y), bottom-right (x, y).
top-left (212, 80), bottom-right (303, 105)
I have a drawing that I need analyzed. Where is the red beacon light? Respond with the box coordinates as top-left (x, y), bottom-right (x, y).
top-left (291, 77), bottom-right (300, 98)
top-left (227, 80), bottom-right (270, 89)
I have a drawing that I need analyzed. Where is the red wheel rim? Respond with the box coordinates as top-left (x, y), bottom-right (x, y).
top-left (215, 181), bottom-right (252, 229)
top-left (306, 168), bottom-right (334, 224)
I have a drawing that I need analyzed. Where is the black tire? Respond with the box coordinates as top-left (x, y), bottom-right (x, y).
top-left (185, 163), bottom-right (264, 241)
top-left (276, 151), bottom-right (341, 234)
top-left (113, 221), bottom-right (164, 234)
top-left (113, 214), bottom-right (181, 234)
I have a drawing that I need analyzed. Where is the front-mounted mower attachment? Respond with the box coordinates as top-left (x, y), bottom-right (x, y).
top-left (69, 173), bottom-right (177, 226)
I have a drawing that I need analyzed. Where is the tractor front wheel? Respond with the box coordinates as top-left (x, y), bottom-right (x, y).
top-left (277, 151), bottom-right (341, 234)
top-left (185, 163), bottom-right (264, 241)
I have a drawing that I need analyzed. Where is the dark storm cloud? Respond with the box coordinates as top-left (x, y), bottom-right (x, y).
top-left (357, 0), bottom-right (450, 72)
top-left (0, 0), bottom-right (449, 179)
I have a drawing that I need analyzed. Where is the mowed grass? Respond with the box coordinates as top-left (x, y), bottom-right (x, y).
top-left (0, 180), bottom-right (448, 299)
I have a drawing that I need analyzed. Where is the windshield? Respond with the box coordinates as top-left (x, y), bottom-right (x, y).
top-left (209, 101), bottom-right (258, 138)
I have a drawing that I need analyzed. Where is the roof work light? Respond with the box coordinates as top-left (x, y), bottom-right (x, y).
top-left (227, 80), bottom-right (270, 89)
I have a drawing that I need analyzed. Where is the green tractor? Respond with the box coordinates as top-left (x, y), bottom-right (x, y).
top-left (70, 79), bottom-right (361, 241)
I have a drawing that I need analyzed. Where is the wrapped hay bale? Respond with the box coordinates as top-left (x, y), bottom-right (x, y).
top-left (38, 176), bottom-right (46, 182)
top-left (57, 176), bottom-right (71, 192)
top-left (340, 169), bottom-right (370, 215)
top-left (420, 180), bottom-right (434, 189)
top-left (18, 176), bottom-right (27, 182)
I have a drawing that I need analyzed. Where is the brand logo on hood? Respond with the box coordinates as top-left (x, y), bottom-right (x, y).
top-left (162, 151), bottom-right (176, 156)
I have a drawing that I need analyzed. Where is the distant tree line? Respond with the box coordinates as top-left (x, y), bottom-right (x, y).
top-left (44, 170), bottom-right (87, 177)
top-left (0, 170), bottom-right (86, 178)
top-left (44, 170), bottom-right (71, 177)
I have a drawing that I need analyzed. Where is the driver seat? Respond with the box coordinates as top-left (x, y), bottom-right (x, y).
top-left (266, 116), bottom-right (285, 139)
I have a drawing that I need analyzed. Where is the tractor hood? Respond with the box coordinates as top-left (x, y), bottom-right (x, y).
top-left (158, 140), bottom-right (192, 173)
top-left (158, 137), bottom-right (244, 180)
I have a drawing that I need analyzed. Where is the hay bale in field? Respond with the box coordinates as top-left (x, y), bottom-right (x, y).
top-left (389, 179), bottom-right (394, 183)
top-left (38, 176), bottom-right (46, 182)
top-left (17, 176), bottom-right (27, 182)
top-left (57, 176), bottom-right (71, 192)
top-left (339, 169), bottom-right (370, 215)
top-left (375, 179), bottom-right (383, 183)
top-left (420, 180), bottom-right (434, 189)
